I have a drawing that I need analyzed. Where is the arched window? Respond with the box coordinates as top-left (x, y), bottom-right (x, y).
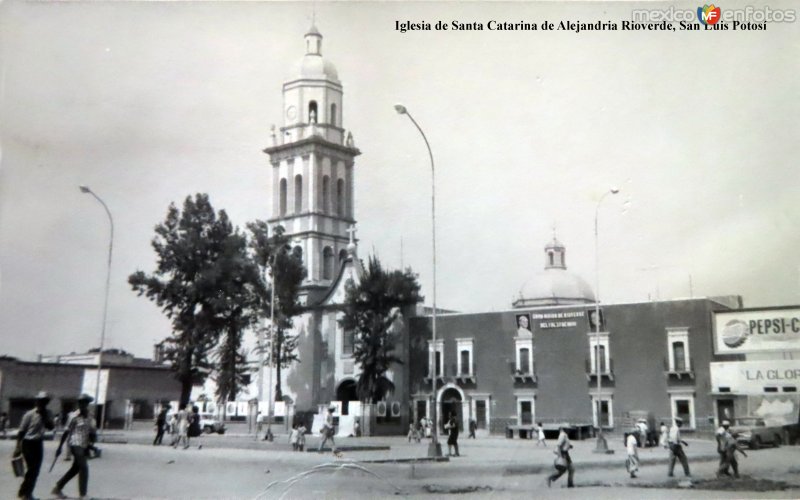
top-left (330, 103), bottom-right (337, 126)
top-left (338, 248), bottom-right (348, 263)
top-left (336, 178), bottom-right (345, 216)
top-left (322, 176), bottom-right (330, 214)
top-left (322, 246), bottom-right (334, 280)
top-left (308, 101), bottom-right (318, 123)
top-left (548, 252), bottom-right (554, 266)
top-left (279, 178), bottom-right (287, 216)
top-left (673, 342), bottom-right (686, 372)
top-left (294, 174), bottom-right (303, 213)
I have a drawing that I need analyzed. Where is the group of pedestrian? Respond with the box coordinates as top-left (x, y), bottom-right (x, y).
top-left (13, 391), bottom-right (97, 500)
top-left (545, 416), bottom-right (711, 488)
top-left (167, 403), bottom-right (201, 449)
top-left (288, 422), bottom-right (307, 451)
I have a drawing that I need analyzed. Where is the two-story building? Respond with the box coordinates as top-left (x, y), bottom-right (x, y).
top-left (408, 237), bottom-right (743, 435)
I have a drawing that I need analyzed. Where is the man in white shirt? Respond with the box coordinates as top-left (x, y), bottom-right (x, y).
top-left (667, 417), bottom-right (690, 478)
top-left (715, 420), bottom-right (730, 476)
top-left (626, 430), bottom-right (640, 478)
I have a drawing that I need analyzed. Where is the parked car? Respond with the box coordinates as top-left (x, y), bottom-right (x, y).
top-left (199, 413), bottom-right (225, 434)
top-left (731, 417), bottom-right (783, 449)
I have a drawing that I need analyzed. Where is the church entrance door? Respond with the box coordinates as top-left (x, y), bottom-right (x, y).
top-left (336, 379), bottom-right (358, 415)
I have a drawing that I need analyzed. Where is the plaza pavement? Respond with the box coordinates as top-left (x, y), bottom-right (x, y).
top-left (2, 428), bottom-right (799, 499)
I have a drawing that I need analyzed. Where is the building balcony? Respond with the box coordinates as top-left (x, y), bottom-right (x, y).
top-left (664, 357), bottom-right (695, 380)
top-left (424, 363), bottom-right (476, 385)
top-left (585, 358), bottom-right (615, 381)
top-left (509, 362), bottom-right (537, 383)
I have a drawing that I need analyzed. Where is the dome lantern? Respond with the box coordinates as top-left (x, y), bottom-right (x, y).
top-left (513, 238), bottom-right (595, 308)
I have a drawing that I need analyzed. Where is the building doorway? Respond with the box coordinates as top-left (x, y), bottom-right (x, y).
top-left (336, 379), bottom-right (358, 415)
top-left (475, 400), bottom-right (487, 430)
top-left (717, 399), bottom-right (735, 424)
top-left (440, 387), bottom-right (462, 430)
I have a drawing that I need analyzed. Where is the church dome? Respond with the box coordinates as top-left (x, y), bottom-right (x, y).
top-left (516, 269), bottom-right (595, 307)
top-left (289, 25), bottom-right (340, 83)
top-left (291, 54), bottom-right (339, 82)
top-left (513, 236), bottom-right (595, 308)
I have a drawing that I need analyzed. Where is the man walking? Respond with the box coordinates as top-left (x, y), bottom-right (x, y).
top-left (667, 417), bottom-right (691, 478)
top-left (548, 426), bottom-right (575, 488)
top-left (444, 413), bottom-right (460, 457)
top-left (717, 420), bottom-right (746, 478)
top-left (15, 391), bottom-right (55, 500)
top-left (715, 420), bottom-right (730, 476)
top-left (153, 405), bottom-right (169, 445)
top-left (468, 418), bottom-right (477, 439)
top-left (318, 406), bottom-right (337, 454)
top-left (52, 393), bottom-right (96, 500)
top-left (0, 411), bottom-right (9, 438)
top-left (626, 429), bottom-right (640, 478)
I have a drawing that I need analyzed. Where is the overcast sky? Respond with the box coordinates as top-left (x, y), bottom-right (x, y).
top-left (1, 1), bottom-right (798, 361)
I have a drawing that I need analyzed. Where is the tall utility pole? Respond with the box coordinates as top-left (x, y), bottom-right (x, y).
top-left (593, 187), bottom-right (618, 453)
top-left (394, 103), bottom-right (442, 457)
top-left (79, 185), bottom-right (114, 433)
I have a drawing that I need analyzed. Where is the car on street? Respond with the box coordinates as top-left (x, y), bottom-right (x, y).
top-left (731, 417), bottom-right (783, 449)
top-left (199, 412), bottom-right (226, 434)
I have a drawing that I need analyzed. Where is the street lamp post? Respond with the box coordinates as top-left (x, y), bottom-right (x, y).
top-left (394, 103), bottom-right (442, 457)
top-left (265, 248), bottom-right (276, 442)
top-left (79, 185), bottom-right (114, 433)
top-left (256, 265), bottom-right (267, 440)
top-left (593, 187), bottom-right (618, 453)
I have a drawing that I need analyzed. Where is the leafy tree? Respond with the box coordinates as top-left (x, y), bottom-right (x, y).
top-left (209, 228), bottom-right (262, 403)
top-left (340, 256), bottom-right (422, 404)
top-left (247, 222), bottom-right (306, 401)
top-left (129, 194), bottom-right (250, 406)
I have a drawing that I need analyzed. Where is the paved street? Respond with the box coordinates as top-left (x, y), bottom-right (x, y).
top-left (2, 432), bottom-right (799, 499)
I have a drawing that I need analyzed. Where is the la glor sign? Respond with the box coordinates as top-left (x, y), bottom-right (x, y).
top-left (713, 307), bottom-right (800, 355)
top-left (711, 361), bottom-right (800, 394)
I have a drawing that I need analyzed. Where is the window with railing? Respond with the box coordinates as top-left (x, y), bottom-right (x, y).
top-left (519, 348), bottom-right (530, 374)
top-left (515, 338), bottom-right (534, 376)
top-left (667, 328), bottom-right (691, 373)
top-left (587, 331), bottom-right (610, 375)
top-left (456, 338), bottom-right (474, 377)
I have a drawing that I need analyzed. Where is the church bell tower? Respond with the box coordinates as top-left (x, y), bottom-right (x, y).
top-left (264, 24), bottom-right (360, 302)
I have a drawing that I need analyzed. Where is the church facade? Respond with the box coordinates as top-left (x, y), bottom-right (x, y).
top-left (256, 25), bottom-right (410, 434)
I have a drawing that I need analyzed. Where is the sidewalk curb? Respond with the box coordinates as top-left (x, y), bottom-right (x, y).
top-left (504, 454), bottom-right (721, 475)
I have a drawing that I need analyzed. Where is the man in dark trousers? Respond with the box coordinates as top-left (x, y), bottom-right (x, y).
top-left (667, 417), bottom-right (691, 478)
top-left (52, 394), bottom-right (96, 499)
top-left (468, 418), bottom-right (477, 439)
top-left (153, 405), bottom-right (169, 445)
top-left (444, 413), bottom-right (460, 457)
top-left (15, 391), bottom-right (55, 500)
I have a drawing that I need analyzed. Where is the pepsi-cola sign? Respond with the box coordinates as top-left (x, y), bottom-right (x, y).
top-left (713, 307), bottom-right (800, 354)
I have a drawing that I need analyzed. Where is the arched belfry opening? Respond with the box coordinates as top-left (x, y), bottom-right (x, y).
top-left (308, 100), bottom-right (318, 123)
